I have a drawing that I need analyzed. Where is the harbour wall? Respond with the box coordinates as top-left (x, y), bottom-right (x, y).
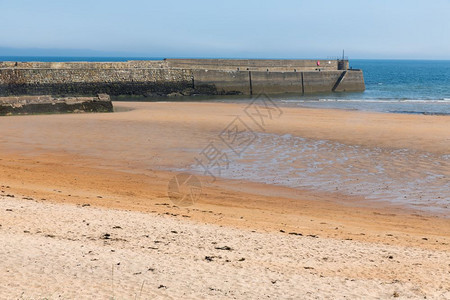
top-left (0, 59), bottom-right (365, 97)
top-left (164, 59), bottom-right (340, 71)
top-left (192, 69), bottom-right (365, 95)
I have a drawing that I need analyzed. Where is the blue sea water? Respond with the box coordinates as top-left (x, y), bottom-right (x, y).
top-left (1, 56), bottom-right (449, 114)
top-left (352, 59), bottom-right (450, 101)
top-left (276, 59), bottom-right (450, 115)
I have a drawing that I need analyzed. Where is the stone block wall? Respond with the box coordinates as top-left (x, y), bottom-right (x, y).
top-left (250, 71), bottom-right (303, 94)
top-left (165, 59), bottom-right (340, 71)
top-left (0, 67), bottom-right (192, 96)
top-left (191, 70), bottom-right (250, 95)
top-left (334, 70), bottom-right (366, 92)
top-left (0, 59), bottom-right (365, 97)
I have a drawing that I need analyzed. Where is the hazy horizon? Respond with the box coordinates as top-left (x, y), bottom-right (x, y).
top-left (1, 0), bottom-right (449, 60)
top-left (1, 47), bottom-right (450, 61)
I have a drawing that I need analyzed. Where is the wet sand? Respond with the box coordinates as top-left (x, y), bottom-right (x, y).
top-left (0, 101), bottom-right (449, 298)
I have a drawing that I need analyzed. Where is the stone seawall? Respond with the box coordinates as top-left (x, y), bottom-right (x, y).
top-left (0, 59), bottom-right (365, 97)
top-left (165, 58), bottom-right (340, 71)
top-left (0, 61), bottom-right (167, 69)
top-left (0, 94), bottom-right (113, 115)
top-left (192, 69), bottom-right (365, 95)
top-left (0, 68), bottom-right (193, 97)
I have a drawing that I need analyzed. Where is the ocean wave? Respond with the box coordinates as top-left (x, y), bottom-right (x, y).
top-left (389, 110), bottom-right (450, 116)
top-left (281, 98), bottom-right (450, 104)
top-left (401, 99), bottom-right (450, 103)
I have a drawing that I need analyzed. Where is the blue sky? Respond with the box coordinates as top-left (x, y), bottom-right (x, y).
top-left (0, 0), bottom-right (449, 59)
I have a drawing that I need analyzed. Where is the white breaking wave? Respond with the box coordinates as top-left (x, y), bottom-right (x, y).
top-left (281, 98), bottom-right (450, 104)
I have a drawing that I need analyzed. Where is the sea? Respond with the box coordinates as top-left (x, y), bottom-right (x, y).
top-left (1, 56), bottom-right (449, 115)
top-left (279, 59), bottom-right (450, 115)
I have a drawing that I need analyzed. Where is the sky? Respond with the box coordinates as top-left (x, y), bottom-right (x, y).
top-left (0, 0), bottom-right (449, 59)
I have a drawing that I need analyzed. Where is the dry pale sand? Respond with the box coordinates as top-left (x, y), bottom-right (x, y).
top-left (0, 101), bottom-right (449, 299)
top-left (1, 196), bottom-right (449, 299)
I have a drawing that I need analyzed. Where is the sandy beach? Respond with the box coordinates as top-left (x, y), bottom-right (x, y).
top-left (0, 101), bottom-right (449, 299)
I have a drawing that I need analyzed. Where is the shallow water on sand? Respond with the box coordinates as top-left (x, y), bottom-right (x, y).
top-left (1, 101), bottom-right (447, 216)
top-left (191, 132), bottom-right (450, 215)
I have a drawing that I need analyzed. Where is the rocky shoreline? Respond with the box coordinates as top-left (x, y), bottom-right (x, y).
top-left (0, 94), bottom-right (113, 115)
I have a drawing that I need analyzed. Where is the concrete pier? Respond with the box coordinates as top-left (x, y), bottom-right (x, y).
top-left (0, 59), bottom-right (365, 97)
